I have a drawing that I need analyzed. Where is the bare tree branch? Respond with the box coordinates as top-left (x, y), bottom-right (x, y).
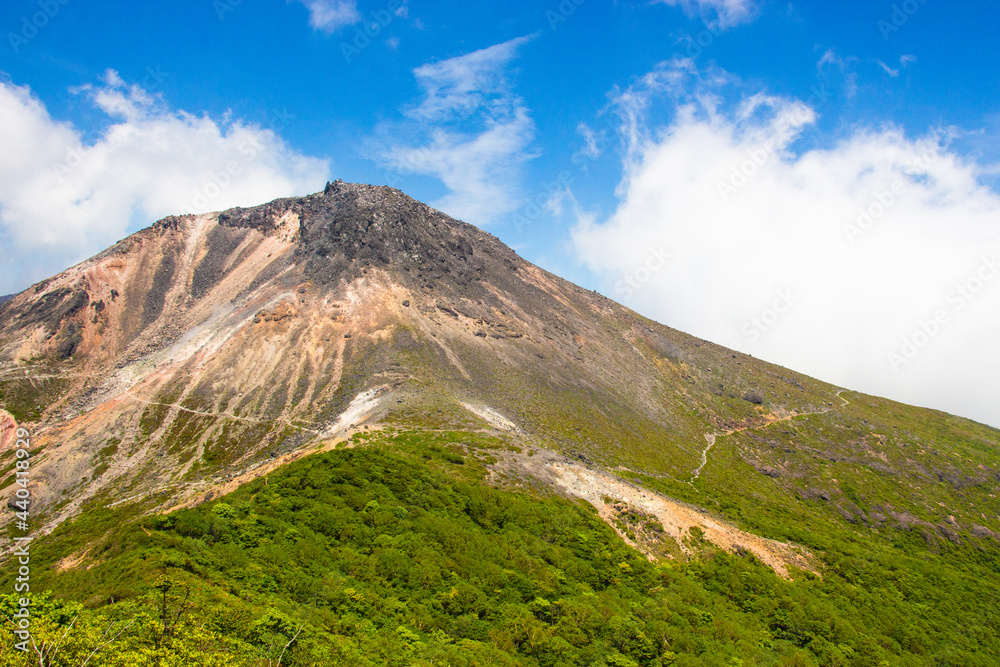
top-left (77, 618), bottom-right (135, 667)
top-left (45, 615), bottom-right (78, 665)
top-left (275, 626), bottom-right (303, 667)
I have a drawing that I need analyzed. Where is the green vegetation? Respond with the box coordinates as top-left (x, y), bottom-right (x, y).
top-left (0, 373), bottom-right (72, 423)
top-left (2, 430), bottom-right (998, 666)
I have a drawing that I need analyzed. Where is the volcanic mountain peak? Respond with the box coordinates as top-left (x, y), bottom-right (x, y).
top-left (214, 180), bottom-right (517, 285)
top-left (0, 184), bottom-right (997, 580)
top-left (0, 183), bottom-right (624, 527)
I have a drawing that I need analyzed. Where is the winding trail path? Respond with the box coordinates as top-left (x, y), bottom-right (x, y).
top-left (689, 433), bottom-right (717, 483)
top-left (836, 389), bottom-right (851, 407)
top-left (687, 391), bottom-right (850, 486)
top-left (121, 389), bottom-right (324, 434)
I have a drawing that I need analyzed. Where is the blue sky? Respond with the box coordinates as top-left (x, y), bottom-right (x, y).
top-left (1, 0), bottom-right (999, 426)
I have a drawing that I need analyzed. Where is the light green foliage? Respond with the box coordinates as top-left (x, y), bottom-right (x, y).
top-left (0, 430), bottom-right (997, 665)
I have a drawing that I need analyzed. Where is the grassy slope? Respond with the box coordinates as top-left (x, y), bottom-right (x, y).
top-left (2, 428), bottom-right (998, 666)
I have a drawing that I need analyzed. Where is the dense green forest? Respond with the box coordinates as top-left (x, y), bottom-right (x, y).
top-left (2, 430), bottom-right (999, 666)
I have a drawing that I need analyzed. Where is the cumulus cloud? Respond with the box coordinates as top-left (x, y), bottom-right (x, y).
top-left (572, 60), bottom-right (1000, 427)
top-left (291, 0), bottom-right (361, 32)
top-left (654, 0), bottom-right (758, 29)
top-left (0, 71), bottom-right (330, 295)
top-left (373, 36), bottom-right (538, 226)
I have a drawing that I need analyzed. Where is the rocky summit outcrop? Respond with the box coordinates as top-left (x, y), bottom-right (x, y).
top-left (0, 182), bottom-right (997, 552)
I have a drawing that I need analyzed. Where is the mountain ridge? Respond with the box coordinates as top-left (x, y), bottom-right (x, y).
top-left (0, 181), bottom-right (997, 558)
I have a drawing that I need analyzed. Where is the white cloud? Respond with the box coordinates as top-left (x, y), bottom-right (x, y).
top-left (817, 49), bottom-right (844, 71)
top-left (574, 122), bottom-right (602, 162)
top-left (876, 59), bottom-right (900, 77)
top-left (654, 0), bottom-right (757, 29)
top-left (373, 36), bottom-right (538, 226)
top-left (572, 61), bottom-right (1000, 427)
top-left (291, 0), bottom-right (361, 33)
top-left (873, 53), bottom-right (918, 78)
top-left (816, 49), bottom-right (858, 98)
top-left (0, 71), bottom-right (330, 295)
top-left (407, 35), bottom-right (534, 122)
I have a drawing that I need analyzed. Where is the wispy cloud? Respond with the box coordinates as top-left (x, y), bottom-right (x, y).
top-left (654, 0), bottom-right (758, 29)
top-left (574, 122), bottom-right (602, 162)
top-left (407, 35), bottom-right (535, 122)
top-left (816, 48), bottom-right (858, 98)
top-left (876, 59), bottom-right (900, 77)
top-left (571, 60), bottom-right (1000, 427)
top-left (0, 71), bottom-right (329, 294)
top-left (875, 54), bottom-right (918, 77)
top-left (373, 36), bottom-right (538, 225)
top-left (290, 0), bottom-right (361, 33)
top-left (817, 48), bottom-right (846, 71)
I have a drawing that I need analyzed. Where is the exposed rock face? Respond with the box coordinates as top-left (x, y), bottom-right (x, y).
top-left (0, 181), bottom-right (996, 551)
top-left (0, 409), bottom-right (18, 452)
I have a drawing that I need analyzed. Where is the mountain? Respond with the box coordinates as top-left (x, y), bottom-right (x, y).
top-left (0, 181), bottom-right (998, 665)
top-left (0, 181), bottom-right (829, 532)
top-left (0, 295), bottom-right (12, 306)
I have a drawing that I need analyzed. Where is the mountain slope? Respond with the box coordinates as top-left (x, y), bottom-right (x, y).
top-left (0, 182), bottom-right (998, 664)
top-left (0, 182), bottom-right (803, 526)
top-left (1, 181), bottom-right (996, 543)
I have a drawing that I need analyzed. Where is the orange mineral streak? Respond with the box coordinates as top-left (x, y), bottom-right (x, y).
top-left (0, 409), bottom-right (18, 452)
